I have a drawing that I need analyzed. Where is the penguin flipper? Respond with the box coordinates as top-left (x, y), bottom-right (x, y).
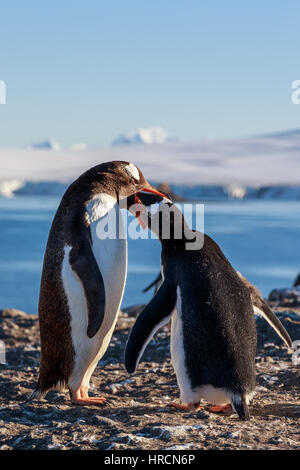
top-left (254, 301), bottom-right (293, 349)
top-left (237, 271), bottom-right (293, 349)
top-left (142, 272), bottom-right (162, 293)
top-left (69, 242), bottom-right (106, 338)
top-left (125, 280), bottom-right (177, 373)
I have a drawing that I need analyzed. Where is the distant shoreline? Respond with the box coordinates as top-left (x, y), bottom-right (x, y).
top-left (2, 180), bottom-right (300, 200)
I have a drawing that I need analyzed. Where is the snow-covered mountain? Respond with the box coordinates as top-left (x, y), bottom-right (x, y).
top-left (112, 127), bottom-right (172, 145)
top-left (30, 139), bottom-right (61, 151)
top-left (0, 180), bottom-right (24, 198)
top-left (70, 143), bottom-right (88, 151)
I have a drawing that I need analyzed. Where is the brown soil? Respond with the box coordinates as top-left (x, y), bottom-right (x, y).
top-left (0, 307), bottom-right (299, 450)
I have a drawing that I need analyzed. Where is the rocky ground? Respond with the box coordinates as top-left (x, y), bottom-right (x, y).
top-left (0, 305), bottom-right (299, 451)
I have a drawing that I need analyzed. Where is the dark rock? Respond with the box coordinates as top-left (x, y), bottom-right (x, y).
top-left (121, 305), bottom-right (145, 318)
top-left (256, 309), bottom-right (300, 348)
top-left (268, 288), bottom-right (300, 307)
top-left (293, 273), bottom-right (300, 288)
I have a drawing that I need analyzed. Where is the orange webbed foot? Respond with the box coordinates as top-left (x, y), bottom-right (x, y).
top-left (169, 402), bottom-right (203, 412)
top-left (71, 388), bottom-right (107, 406)
top-left (209, 403), bottom-right (232, 414)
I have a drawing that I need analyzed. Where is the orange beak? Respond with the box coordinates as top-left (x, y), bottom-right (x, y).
top-left (140, 187), bottom-right (169, 199)
top-left (134, 187), bottom-right (170, 230)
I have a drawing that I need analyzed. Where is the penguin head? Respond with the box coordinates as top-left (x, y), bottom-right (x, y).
top-left (96, 161), bottom-right (167, 202)
top-left (127, 191), bottom-right (198, 247)
top-left (97, 161), bottom-right (171, 228)
top-left (82, 161), bottom-right (165, 200)
top-left (127, 190), bottom-right (181, 236)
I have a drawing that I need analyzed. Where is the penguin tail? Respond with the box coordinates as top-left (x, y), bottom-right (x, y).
top-left (230, 394), bottom-right (250, 421)
top-left (25, 388), bottom-right (45, 403)
top-left (25, 379), bottom-right (68, 403)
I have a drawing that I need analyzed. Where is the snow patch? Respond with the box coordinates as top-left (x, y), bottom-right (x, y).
top-left (30, 139), bottom-right (61, 151)
top-left (292, 340), bottom-right (300, 365)
top-left (0, 180), bottom-right (24, 198)
top-left (112, 127), bottom-right (171, 145)
top-left (70, 143), bottom-right (87, 151)
top-left (226, 183), bottom-right (247, 199)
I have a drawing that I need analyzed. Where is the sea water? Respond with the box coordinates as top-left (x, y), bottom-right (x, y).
top-left (0, 196), bottom-right (299, 314)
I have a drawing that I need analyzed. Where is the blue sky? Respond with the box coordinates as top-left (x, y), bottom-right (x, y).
top-left (0, 0), bottom-right (300, 147)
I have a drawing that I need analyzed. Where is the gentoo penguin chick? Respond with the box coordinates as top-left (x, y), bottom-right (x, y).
top-left (143, 270), bottom-right (292, 348)
top-left (29, 161), bottom-right (165, 405)
top-left (125, 195), bottom-right (257, 420)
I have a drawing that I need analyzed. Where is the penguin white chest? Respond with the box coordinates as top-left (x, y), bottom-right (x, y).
top-left (86, 194), bottom-right (127, 342)
top-left (171, 286), bottom-right (230, 406)
top-left (62, 194), bottom-right (127, 390)
top-left (171, 286), bottom-right (196, 404)
top-left (90, 207), bottom-right (127, 326)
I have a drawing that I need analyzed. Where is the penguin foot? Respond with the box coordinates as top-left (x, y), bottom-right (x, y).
top-left (70, 388), bottom-right (107, 406)
top-left (169, 402), bottom-right (203, 412)
top-left (72, 397), bottom-right (107, 406)
top-left (209, 404), bottom-right (232, 414)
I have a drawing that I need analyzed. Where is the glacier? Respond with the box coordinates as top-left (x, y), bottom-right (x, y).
top-left (1, 129), bottom-right (300, 199)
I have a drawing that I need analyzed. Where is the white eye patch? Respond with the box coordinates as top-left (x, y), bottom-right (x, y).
top-left (124, 163), bottom-right (140, 182)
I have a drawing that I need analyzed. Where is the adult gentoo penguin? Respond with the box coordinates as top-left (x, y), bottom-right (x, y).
top-left (125, 196), bottom-right (258, 420)
top-left (29, 161), bottom-right (165, 405)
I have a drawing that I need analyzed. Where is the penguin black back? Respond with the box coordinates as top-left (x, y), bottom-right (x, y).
top-left (165, 234), bottom-right (257, 395)
top-left (125, 200), bottom-right (257, 420)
